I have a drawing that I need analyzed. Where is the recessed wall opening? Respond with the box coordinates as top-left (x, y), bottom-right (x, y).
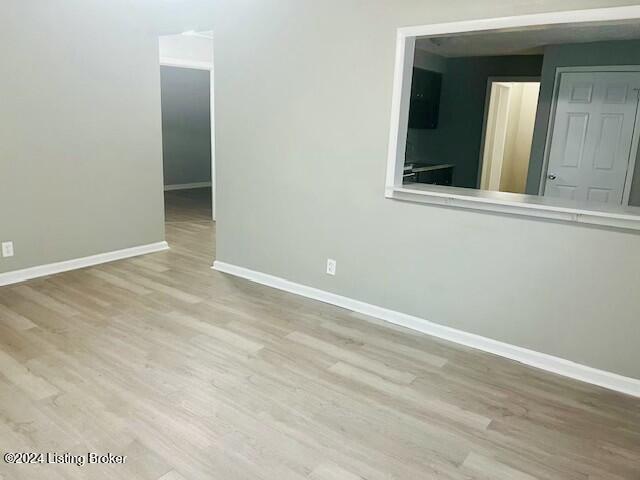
top-left (387, 9), bottom-right (640, 230)
top-left (158, 31), bottom-right (215, 227)
top-left (404, 19), bottom-right (640, 203)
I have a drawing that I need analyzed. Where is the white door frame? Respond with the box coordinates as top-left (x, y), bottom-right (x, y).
top-left (539, 65), bottom-right (640, 205)
top-left (477, 76), bottom-right (540, 189)
top-left (160, 56), bottom-right (217, 220)
top-left (480, 82), bottom-right (513, 191)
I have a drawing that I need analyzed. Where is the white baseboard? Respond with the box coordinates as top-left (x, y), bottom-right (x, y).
top-left (0, 242), bottom-right (170, 287)
top-left (212, 261), bottom-right (640, 398)
top-left (164, 182), bottom-right (212, 191)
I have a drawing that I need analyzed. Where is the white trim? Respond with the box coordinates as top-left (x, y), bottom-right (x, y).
top-left (386, 6), bottom-right (640, 230)
top-left (160, 57), bottom-right (213, 71)
top-left (397, 6), bottom-right (640, 38)
top-left (0, 242), bottom-right (169, 287)
top-left (386, 34), bottom-right (415, 189)
top-left (160, 50), bottom-right (217, 220)
top-left (213, 261), bottom-right (640, 397)
top-left (209, 41), bottom-right (217, 221)
top-left (477, 76), bottom-right (541, 189)
top-left (388, 184), bottom-right (640, 230)
top-left (625, 92), bottom-right (640, 205)
top-left (164, 182), bottom-right (212, 191)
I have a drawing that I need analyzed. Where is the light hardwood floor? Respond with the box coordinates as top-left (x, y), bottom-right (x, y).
top-left (0, 188), bottom-right (638, 480)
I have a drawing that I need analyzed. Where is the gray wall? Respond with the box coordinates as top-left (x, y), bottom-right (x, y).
top-left (212, 0), bottom-right (640, 379)
top-left (407, 55), bottom-right (543, 187)
top-left (0, 0), bottom-right (165, 275)
top-left (527, 39), bottom-right (640, 205)
top-left (161, 66), bottom-right (212, 187)
top-left (414, 49), bottom-right (447, 73)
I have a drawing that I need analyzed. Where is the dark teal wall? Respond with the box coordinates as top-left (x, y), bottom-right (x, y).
top-left (407, 55), bottom-right (543, 188)
top-left (526, 39), bottom-right (640, 206)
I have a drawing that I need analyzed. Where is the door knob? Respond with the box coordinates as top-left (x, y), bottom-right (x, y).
top-left (547, 174), bottom-right (557, 180)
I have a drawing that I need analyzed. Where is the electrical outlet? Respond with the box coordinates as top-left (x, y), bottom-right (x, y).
top-left (326, 259), bottom-right (337, 276)
top-left (1, 241), bottom-right (14, 258)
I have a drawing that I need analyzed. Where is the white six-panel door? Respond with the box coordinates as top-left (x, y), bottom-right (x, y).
top-left (544, 70), bottom-right (640, 204)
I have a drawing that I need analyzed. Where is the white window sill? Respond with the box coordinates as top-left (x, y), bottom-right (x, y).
top-left (386, 183), bottom-right (640, 231)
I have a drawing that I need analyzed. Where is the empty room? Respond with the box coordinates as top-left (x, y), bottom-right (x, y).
top-left (0, 1), bottom-right (639, 480)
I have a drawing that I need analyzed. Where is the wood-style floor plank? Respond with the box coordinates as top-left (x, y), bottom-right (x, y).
top-left (0, 188), bottom-right (638, 480)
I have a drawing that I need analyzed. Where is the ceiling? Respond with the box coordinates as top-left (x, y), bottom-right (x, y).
top-left (415, 20), bottom-right (640, 57)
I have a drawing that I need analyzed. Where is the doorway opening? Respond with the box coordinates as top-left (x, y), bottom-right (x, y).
top-left (158, 31), bottom-right (215, 226)
top-left (479, 78), bottom-right (541, 194)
